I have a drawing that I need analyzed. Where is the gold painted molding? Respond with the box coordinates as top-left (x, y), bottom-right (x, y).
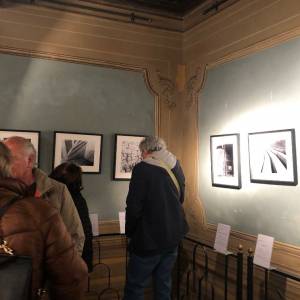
top-left (156, 70), bottom-right (176, 109)
top-left (208, 23), bottom-right (300, 70)
top-left (185, 66), bottom-right (207, 108)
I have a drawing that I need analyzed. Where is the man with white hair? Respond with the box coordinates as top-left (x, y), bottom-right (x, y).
top-left (0, 142), bottom-right (88, 299)
top-left (3, 136), bottom-right (85, 254)
top-left (123, 136), bottom-right (188, 300)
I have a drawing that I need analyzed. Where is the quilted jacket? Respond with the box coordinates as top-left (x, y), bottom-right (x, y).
top-left (0, 178), bottom-right (88, 300)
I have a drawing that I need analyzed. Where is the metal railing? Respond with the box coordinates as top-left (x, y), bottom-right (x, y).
top-left (87, 233), bottom-right (127, 300)
top-left (86, 234), bottom-right (300, 300)
top-left (178, 236), bottom-right (244, 300)
top-left (246, 249), bottom-right (300, 300)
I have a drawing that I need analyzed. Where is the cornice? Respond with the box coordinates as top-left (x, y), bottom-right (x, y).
top-left (0, 0), bottom-right (240, 32)
top-left (33, 0), bottom-right (184, 32)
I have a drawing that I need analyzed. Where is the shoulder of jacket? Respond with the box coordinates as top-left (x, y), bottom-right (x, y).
top-left (171, 160), bottom-right (180, 170)
top-left (15, 197), bottom-right (58, 225)
top-left (133, 161), bottom-right (153, 172)
top-left (134, 161), bottom-right (170, 178)
top-left (34, 168), bottom-right (66, 194)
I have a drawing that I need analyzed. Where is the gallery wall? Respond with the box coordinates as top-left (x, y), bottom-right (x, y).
top-left (198, 35), bottom-right (300, 246)
top-left (0, 52), bottom-right (155, 220)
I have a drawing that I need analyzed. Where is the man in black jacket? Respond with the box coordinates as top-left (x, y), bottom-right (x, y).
top-left (123, 136), bottom-right (188, 300)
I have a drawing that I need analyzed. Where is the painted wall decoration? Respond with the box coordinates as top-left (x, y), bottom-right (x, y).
top-left (53, 131), bottom-right (103, 173)
top-left (248, 129), bottom-right (297, 185)
top-left (210, 133), bottom-right (241, 189)
top-left (0, 129), bottom-right (40, 166)
top-left (113, 134), bottom-right (145, 180)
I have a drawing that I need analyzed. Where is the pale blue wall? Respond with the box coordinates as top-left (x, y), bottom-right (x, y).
top-left (0, 53), bottom-right (155, 220)
top-left (199, 36), bottom-right (300, 245)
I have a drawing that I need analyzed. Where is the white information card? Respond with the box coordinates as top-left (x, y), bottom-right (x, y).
top-left (89, 213), bottom-right (99, 236)
top-left (214, 223), bottom-right (231, 254)
top-left (253, 234), bottom-right (274, 269)
top-left (119, 211), bottom-right (126, 234)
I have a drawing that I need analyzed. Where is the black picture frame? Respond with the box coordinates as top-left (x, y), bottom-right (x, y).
top-left (0, 129), bottom-right (40, 166)
top-left (210, 133), bottom-right (241, 189)
top-left (53, 131), bottom-right (103, 174)
top-left (113, 134), bottom-right (145, 180)
top-left (248, 129), bottom-right (297, 185)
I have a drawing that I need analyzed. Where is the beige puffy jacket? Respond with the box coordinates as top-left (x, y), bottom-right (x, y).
top-left (33, 168), bottom-right (85, 254)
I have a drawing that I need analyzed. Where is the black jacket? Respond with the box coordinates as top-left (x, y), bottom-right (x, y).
top-left (69, 188), bottom-right (94, 272)
top-left (125, 160), bottom-right (188, 255)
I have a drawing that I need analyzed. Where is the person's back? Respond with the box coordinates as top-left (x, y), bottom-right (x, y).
top-left (126, 161), bottom-right (187, 255)
top-left (50, 162), bottom-right (94, 273)
top-left (124, 136), bottom-right (188, 300)
top-left (0, 143), bottom-right (88, 300)
top-left (68, 189), bottom-right (94, 272)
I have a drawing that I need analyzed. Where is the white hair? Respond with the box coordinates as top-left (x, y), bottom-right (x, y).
top-left (4, 136), bottom-right (36, 157)
top-left (139, 136), bottom-right (167, 153)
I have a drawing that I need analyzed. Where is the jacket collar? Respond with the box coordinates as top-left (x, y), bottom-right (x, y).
top-left (143, 149), bottom-right (177, 169)
top-left (33, 168), bottom-right (55, 196)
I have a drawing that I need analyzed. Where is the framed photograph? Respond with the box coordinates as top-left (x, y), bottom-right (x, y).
top-left (248, 129), bottom-right (297, 185)
top-left (53, 131), bottom-right (103, 174)
top-left (210, 133), bottom-right (241, 189)
top-left (0, 129), bottom-right (40, 166)
top-left (113, 134), bottom-right (145, 180)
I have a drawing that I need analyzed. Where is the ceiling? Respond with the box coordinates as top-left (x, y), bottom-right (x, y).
top-left (101, 0), bottom-right (206, 16)
top-left (7, 0), bottom-right (238, 31)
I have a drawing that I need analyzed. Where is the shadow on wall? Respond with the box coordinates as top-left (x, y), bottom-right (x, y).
top-left (0, 0), bottom-right (72, 125)
top-left (0, 1), bottom-right (156, 220)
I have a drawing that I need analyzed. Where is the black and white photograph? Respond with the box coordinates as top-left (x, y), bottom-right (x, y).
top-left (0, 129), bottom-right (40, 166)
top-left (53, 132), bottom-right (103, 173)
top-left (248, 129), bottom-right (297, 185)
top-left (113, 134), bottom-right (145, 180)
top-left (210, 133), bottom-right (241, 189)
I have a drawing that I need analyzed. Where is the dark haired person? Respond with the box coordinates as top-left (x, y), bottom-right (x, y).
top-left (123, 136), bottom-right (189, 300)
top-left (0, 142), bottom-right (88, 300)
top-left (50, 162), bottom-right (94, 272)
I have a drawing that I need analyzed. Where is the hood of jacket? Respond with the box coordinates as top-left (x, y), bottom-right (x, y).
top-left (143, 149), bottom-right (177, 169)
top-left (0, 178), bottom-right (30, 207)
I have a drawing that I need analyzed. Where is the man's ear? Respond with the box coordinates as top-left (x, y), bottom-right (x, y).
top-left (28, 153), bottom-right (36, 168)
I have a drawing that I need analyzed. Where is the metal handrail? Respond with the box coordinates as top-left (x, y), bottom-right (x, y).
top-left (92, 233), bottom-right (300, 300)
top-left (246, 249), bottom-right (300, 300)
top-left (271, 269), bottom-right (300, 282)
top-left (181, 236), bottom-right (243, 300)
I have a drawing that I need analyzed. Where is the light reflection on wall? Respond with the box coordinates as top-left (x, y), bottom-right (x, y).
top-left (198, 36), bottom-right (300, 245)
top-left (221, 101), bottom-right (299, 189)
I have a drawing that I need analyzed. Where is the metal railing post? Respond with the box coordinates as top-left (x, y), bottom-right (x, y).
top-left (236, 245), bottom-right (243, 300)
top-left (224, 255), bottom-right (229, 300)
top-left (247, 248), bottom-right (254, 300)
top-left (264, 269), bottom-right (269, 300)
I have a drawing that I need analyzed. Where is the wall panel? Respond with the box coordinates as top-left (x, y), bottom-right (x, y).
top-left (182, 3), bottom-right (300, 299)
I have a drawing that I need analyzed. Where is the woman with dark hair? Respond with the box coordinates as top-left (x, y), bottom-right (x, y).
top-left (50, 163), bottom-right (94, 272)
